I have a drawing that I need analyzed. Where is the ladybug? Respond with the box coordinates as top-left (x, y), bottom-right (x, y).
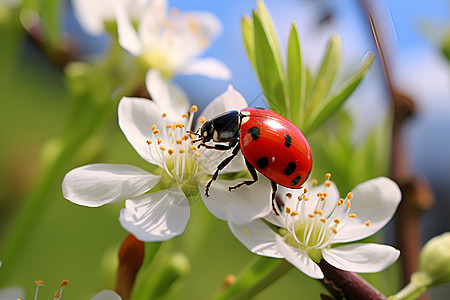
top-left (194, 107), bottom-right (313, 200)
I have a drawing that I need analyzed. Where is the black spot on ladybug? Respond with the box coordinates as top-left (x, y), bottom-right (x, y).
top-left (257, 157), bottom-right (269, 169)
top-left (290, 176), bottom-right (302, 186)
top-left (283, 162), bottom-right (297, 176)
top-left (284, 134), bottom-right (292, 147)
top-left (248, 126), bottom-right (261, 140)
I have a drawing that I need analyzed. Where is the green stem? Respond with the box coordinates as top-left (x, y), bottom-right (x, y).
top-left (387, 272), bottom-right (431, 300)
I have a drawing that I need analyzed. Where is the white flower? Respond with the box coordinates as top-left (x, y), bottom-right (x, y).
top-left (62, 85), bottom-right (248, 241)
top-left (228, 176), bottom-right (402, 279)
top-left (116, 0), bottom-right (231, 80)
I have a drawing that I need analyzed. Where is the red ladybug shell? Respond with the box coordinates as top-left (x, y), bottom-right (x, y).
top-left (239, 108), bottom-right (312, 188)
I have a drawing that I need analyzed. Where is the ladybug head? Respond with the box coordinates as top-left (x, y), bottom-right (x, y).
top-left (200, 120), bottom-right (215, 142)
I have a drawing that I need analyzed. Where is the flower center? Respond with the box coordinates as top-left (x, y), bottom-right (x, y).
top-left (277, 174), bottom-right (364, 263)
top-left (145, 106), bottom-right (205, 187)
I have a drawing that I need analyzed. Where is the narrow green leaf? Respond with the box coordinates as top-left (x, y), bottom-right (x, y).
top-left (256, 0), bottom-right (284, 76)
top-left (304, 52), bottom-right (375, 134)
top-left (307, 34), bottom-right (342, 114)
top-left (286, 22), bottom-right (303, 122)
top-left (214, 256), bottom-right (281, 300)
top-left (253, 11), bottom-right (286, 115)
top-left (241, 15), bottom-right (256, 71)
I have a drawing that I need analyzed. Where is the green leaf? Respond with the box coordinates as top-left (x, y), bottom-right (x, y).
top-left (304, 52), bottom-right (375, 134)
top-left (241, 15), bottom-right (256, 71)
top-left (286, 22), bottom-right (303, 122)
top-left (253, 11), bottom-right (286, 115)
top-left (40, 0), bottom-right (64, 48)
top-left (256, 0), bottom-right (284, 76)
top-left (307, 34), bottom-right (342, 114)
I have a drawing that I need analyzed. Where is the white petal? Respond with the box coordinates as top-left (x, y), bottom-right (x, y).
top-left (119, 186), bottom-right (190, 242)
top-left (200, 176), bottom-right (272, 225)
top-left (275, 235), bottom-right (324, 279)
top-left (118, 96), bottom-right (167, 165)
top-left (116, 0), bottom-right (142, 55)
top-left (322, 243), bottom-right (400, 273)
top-left (333, 177), bottom-right (401, 243)
top-left (177, 58), bottom-right (231, 80)
top-left (0, 286), bottom-right (25, 300)
top-left (183, 11), bottom-right (222, 39)
top-left (62, 164), bottom-right (160, 207)
top-left (196, 85), bottom-right (248, 129)
top-left (201, 148), bottom-right (246, 175)
top-left (145, 69), bottom-right (190, 119)
top-left (228, 219), bottom-right (283, 258)
top-left (91, 290), bottom-right (122, 300)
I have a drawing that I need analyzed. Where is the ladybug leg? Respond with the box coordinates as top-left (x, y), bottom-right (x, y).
top-left (228, 159), bottom-right (258, 191)
top-left (271, 181), bottom-right (280, 215)
top-left (205, 143), bottom-right (241, 197)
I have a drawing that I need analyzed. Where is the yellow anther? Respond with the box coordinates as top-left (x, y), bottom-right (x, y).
top-left (153, 129), bottom-right (160, 134)
top-left (146, 140), bottom-right (152, 145)
top-left (223, 274), bottom-right (236, 288)
top-left (182, 134), bottom-right (190, 141)
top-left (61, 280), bottom-right (69, 287)
top-left (320, 196), bottom-right (326, 201)
top-left (334, 219), bottom-right (341, 224)
top-left (162, 113), bottom-right (167, 118)
top-left (303, 188), bottom-right (308, 193)
top-left (54, 292), bottom-right (60, 298)
top-left (317, 192), bottom-right (322, 197)
top-left (195, 152), bottom-right (201, 157)
top-left (190, 145), bottom-right (197, 151)
top-left (298, 196), bottom-right (303, 201)
top-left (320, 218), bottom-right (326, 223)
top-left (243, 227), bottom-right (249, 234)
top-left (182, 113), bottom-right (189, 118)
top-left (365, 220), bottom-right (371, 227)
top-left (325, 181), bottom-right (332, 187)
top-left (157, 138), bottom-right (162, 145)
top-left (190, 134), bottom-right (197, 139)
top-left (285, 193), bottom-right (292, 199)
top-left (200, 116), bottom-right (206, 123)
top-left (176, 138), bottom-right (182, 144)
top-left (35, 280), bottom-right (44, 286)
top-left (166, 124), bottom-right (175, 130)
top-left (314, 209), bottom-right (323, 216)
top-left (308, 213), bottom-right (315, 218)
top-left (347, 192), bottom-right (353, 199)
top-left (160, 146), bottom-right (166, 151)
top-left (190, 105), bottom-right (198, 113)
top-left (331, 228), bottom-right (338, 234)
top-left (304, 196), bottom-right (309, 201)
top-left (311, 179), bottom-right (318, 185)
top-left (349, 213), bottom-right (357, 218)
top-left (347, 200), bottom-right (351, 209)
top-left (168, 149), bottom-right (175, 155)
top-left (290, 211), bottom-right (299, 217)
top-left (285, 207), bottom-right (291, 214)
top-left (176, 123), bottom-right (185, 128)
top-left (179, 149), bottom-right (185, 154)
top-left (337, 198), bottom-right (344, 206)
top-left (323, 192), bottom-right (328, 197)
top-left (150, 124), bottom-right (156, 131)
top-left (325, 173), bottom-right (331, 180)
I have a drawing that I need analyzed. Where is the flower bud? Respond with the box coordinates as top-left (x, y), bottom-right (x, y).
top-left (418, 232), bottom-right (450, 287)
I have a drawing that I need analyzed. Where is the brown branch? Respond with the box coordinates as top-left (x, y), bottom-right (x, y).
top-left (319, 260), bottom-right (386, 300)
top-left (116, 234), bottom-right (145, 300)
top-left (358, 0), bottom-right (434, 294)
